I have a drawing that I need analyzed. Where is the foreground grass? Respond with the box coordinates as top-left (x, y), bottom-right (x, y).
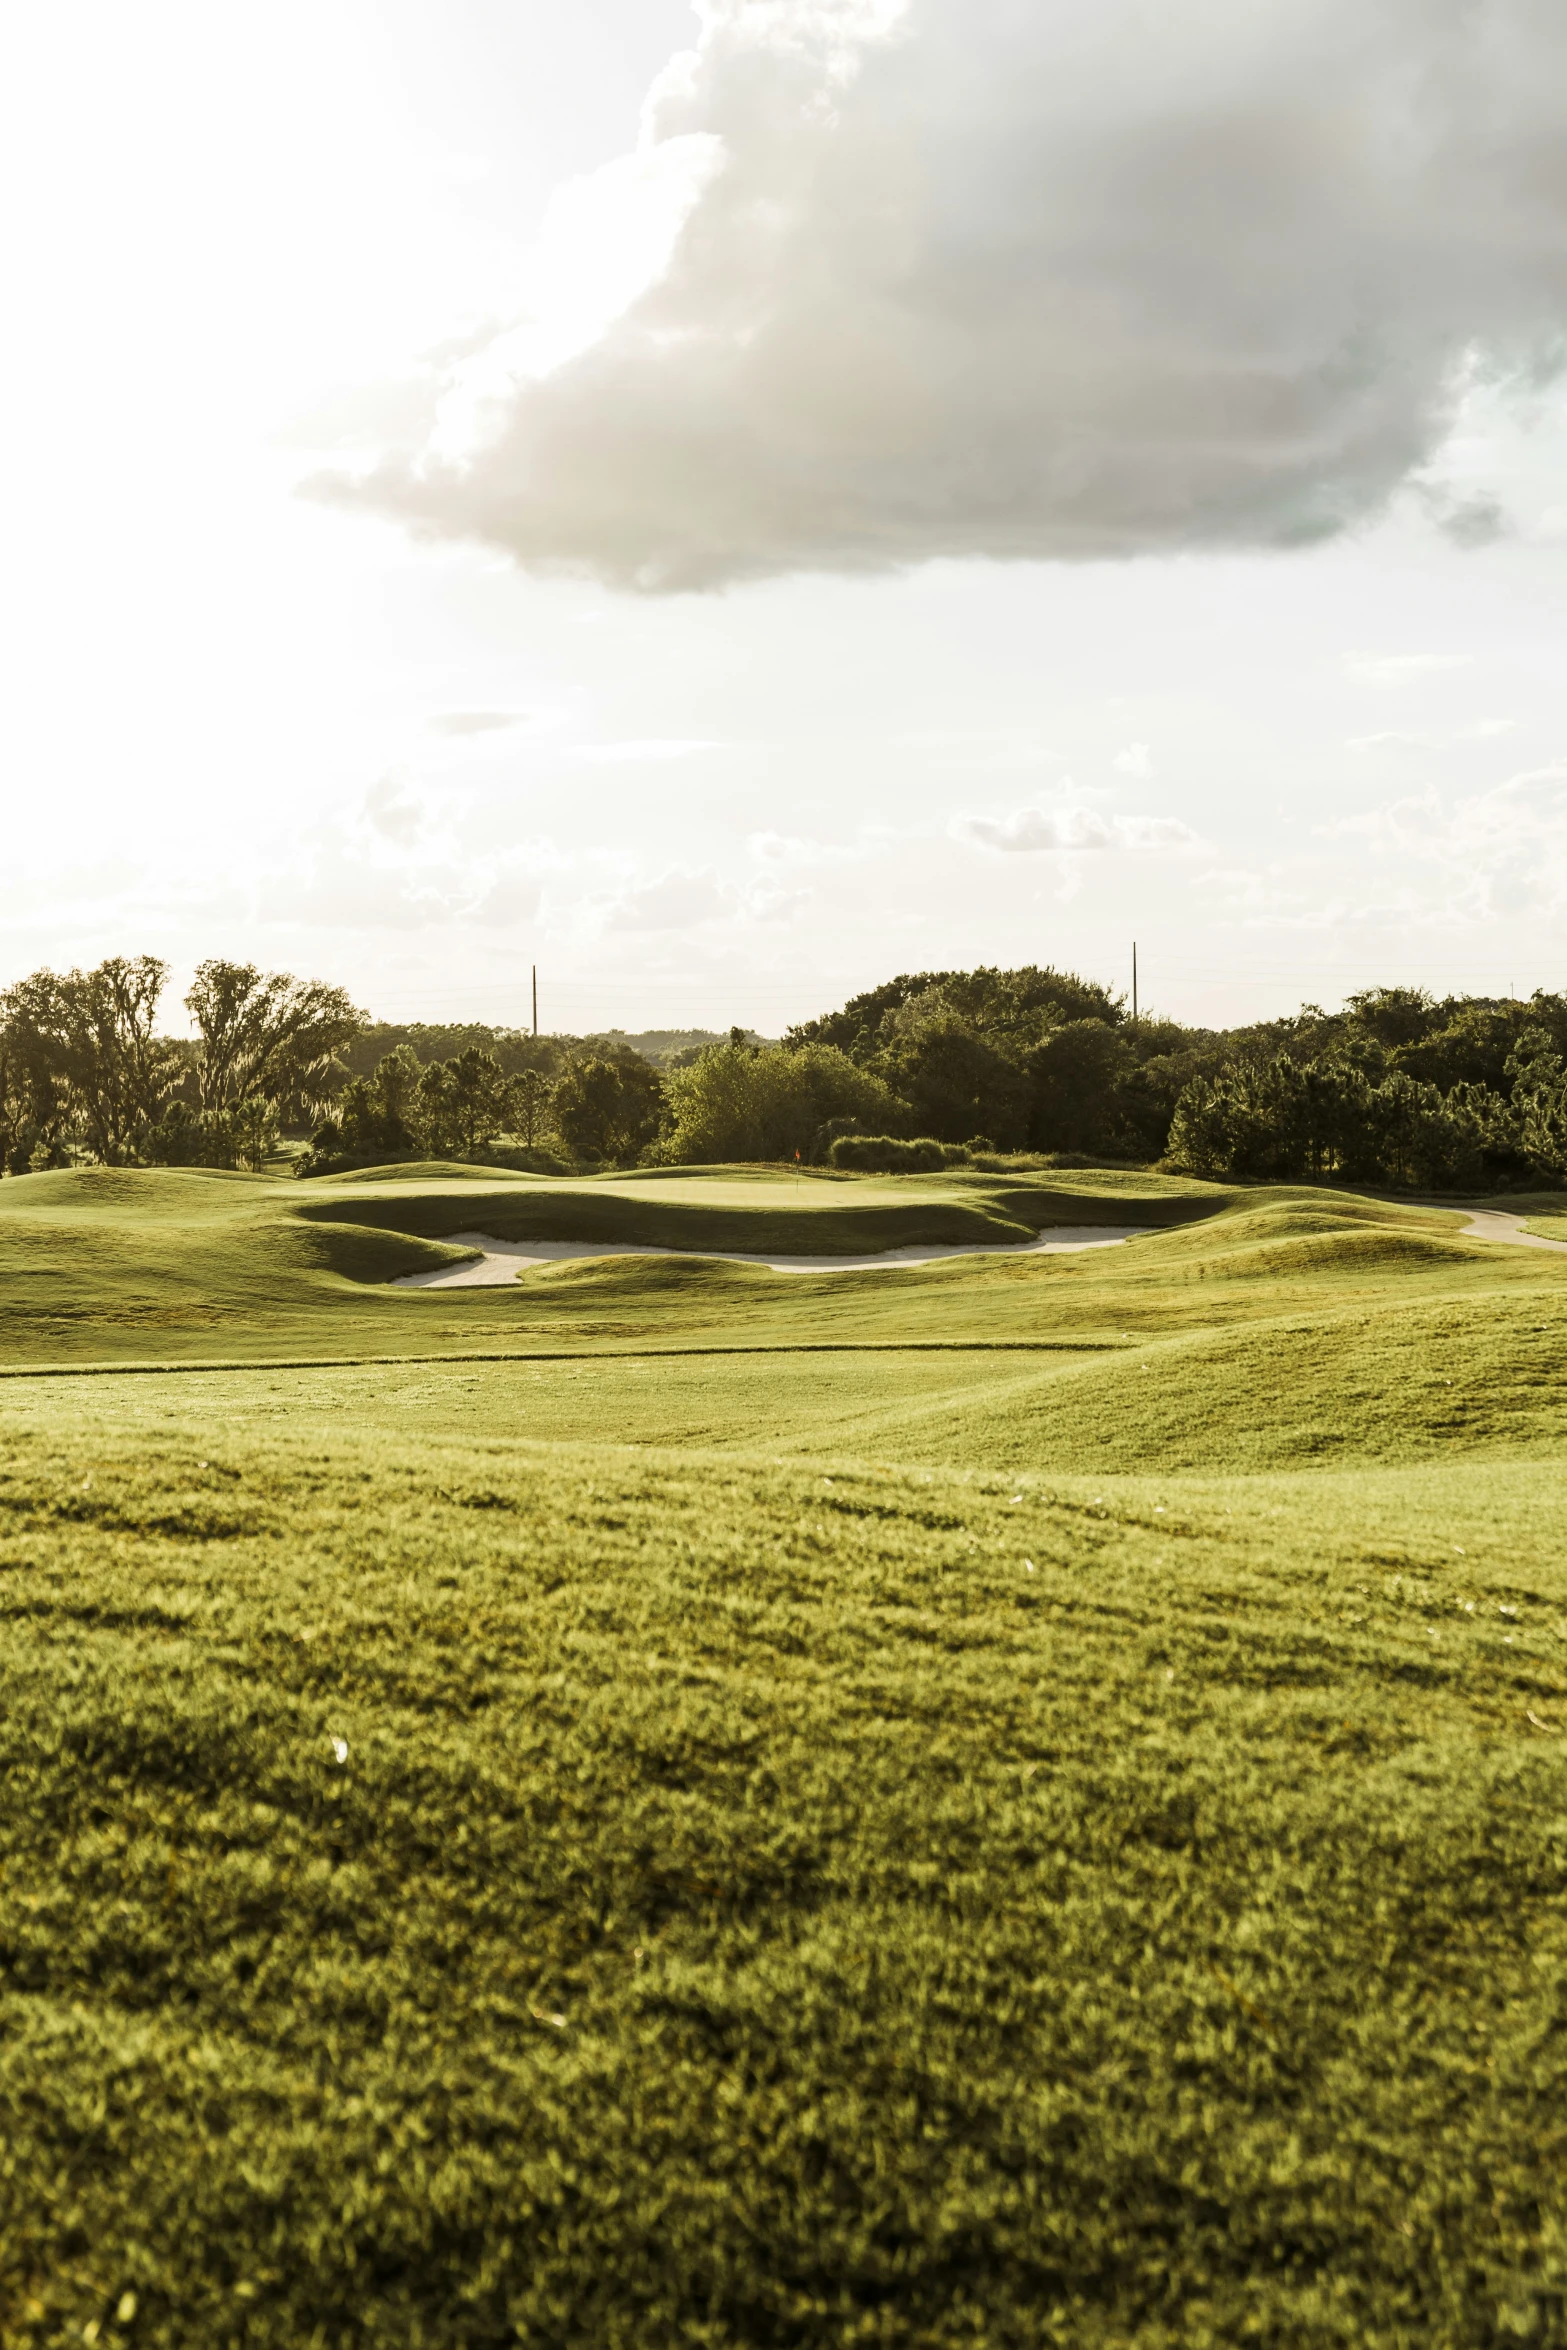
top-left (6, 1167), bottom-right (1567, 2343)
top-left (3, 1423), bottom-right (1567, 2347)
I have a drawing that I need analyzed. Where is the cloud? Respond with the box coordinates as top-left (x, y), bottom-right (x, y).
top-left (428, 711), bottom-right (529, 737)
top-left (364, 775), bottom-right (424, 846)
top-left (1348, 653), bottom-right (1473, 683)
top-left (1316, 761), bottom-right (1567, 919)
top-left (1113, 743), bottom-right (1154, 779)
top-left (1346, 718), bottom-right (1517, 752)
top-left (748, 829), bottom-right (863, 866)
top-left (1418, 486), bottom-right (1510, 547)
top-left (259, 854), bottom-right (546, 933)
top-left (599, 868), bottom-right (736, 932)
top-left (1345, 730), bottom-right (1439, 755)
top-left (595, 864), bottom-right (809, 931)
top-left (954, 805), bottom-right (1195, 853)
top-left (574, 738), bottom-right (722, 766)
top-left (257, 791), bottom-right (556, 934)
top-left (320, 0), bottom-right (1567, 590)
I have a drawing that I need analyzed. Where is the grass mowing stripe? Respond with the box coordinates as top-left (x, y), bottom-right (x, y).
top-left (0, 1338), bottom-right (1126, 1381)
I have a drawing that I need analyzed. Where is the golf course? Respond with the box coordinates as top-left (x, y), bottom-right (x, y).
top-left (2, 1158), bottom-right (1566, 2346)
top-left (16, 0), bottom-right (1567, 2324)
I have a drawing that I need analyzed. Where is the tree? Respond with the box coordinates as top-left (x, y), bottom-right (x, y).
top-left (1362, 1071), bottom-right (1486, 1190)
top-left (327, 1044), bottom-right (422, 1162)
top-left (879, 1010), bottom-right (1024, 1147)
top-left (1341, 986), bottom-right (1440, 1052)
top-left (553, 1056), bottom-right (664, 1163)
top-left (1024, 1021), bottom-right (1136, 1153)
top-left (512, 1067), bottom-right (554, 1150)
top-left (1164, 1077), bottom-right (1238, 1178)
top-left (186, 961), bottom-right (365, 1121)
top-left (305, 1043), bottom-right (529, 1170)
top-left (1166, 1056), bottom-right (1487, 1190)
top-left (414, 1049), bottom-right (516, 1158)
top-left (1501, 1030), bottom-right (1567, 1180)
top-left (788, 964), bottom-right (1124, 1059)
top-left (658, 1041), bottom-right (901, 1163)
top-left (1, 957), bottom-right (179, 1165)
top-left (230, 1095), bottom-right (282, 1172)
top-left (0, 1001), bottom-right (67, 1171)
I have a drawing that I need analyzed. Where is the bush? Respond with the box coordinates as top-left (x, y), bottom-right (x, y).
top-left (828, 1134), bottom-right (969, 1173)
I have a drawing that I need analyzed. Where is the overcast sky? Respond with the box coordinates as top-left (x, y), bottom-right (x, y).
top-left (7, 0), bottom-right (1567, 1034)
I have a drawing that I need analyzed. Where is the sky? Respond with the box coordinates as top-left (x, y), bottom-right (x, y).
top-left (6, 0), bottom-right (1567, 1037)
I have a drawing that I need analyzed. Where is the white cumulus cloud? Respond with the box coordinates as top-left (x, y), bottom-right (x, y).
top-left (321, 0), bottom-right (1567, 591)
top-left (1315, 760), bottom-right (1567, 919)
top-left (954, 805), bottom-right (1194, 854)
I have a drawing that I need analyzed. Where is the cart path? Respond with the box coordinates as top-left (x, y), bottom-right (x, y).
top-left (392, 1226), bottom-right (1156, 1288)
top-left (1460, 1209), bottom-right (1567, 1252)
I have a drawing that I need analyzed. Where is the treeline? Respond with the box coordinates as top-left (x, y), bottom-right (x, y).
top-left (337, 1023), bottom-right (736, 1081)
top-left (0, 958), bottom-right (362, 1174)
top-left (1162, 993), bottom-right (1567, 1188)
top-left (6, 954), bottom-right (1567, 1189)
top-left (646, 970), bottom-right (1567, 1187)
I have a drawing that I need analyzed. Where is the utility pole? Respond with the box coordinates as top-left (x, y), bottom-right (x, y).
top-left (1132, 942), bottom-right (1138, 1023)
top-left (531, 964), bottom-right (538, 1038)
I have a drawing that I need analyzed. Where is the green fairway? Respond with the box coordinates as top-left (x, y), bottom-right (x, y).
top-left (0, 1161), bottom-right (1223, 1369)
top-left (2, 1163), bottom-right (1567, 2344)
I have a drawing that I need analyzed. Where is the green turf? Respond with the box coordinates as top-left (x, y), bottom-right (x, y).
top-left (3, 1165), bottom-right (1567, 2345)
top-left (0, 1162), bottom-right (1225, 1369)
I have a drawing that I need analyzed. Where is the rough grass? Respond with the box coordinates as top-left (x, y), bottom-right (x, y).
top-left (4, 1167), bottom-right (1567, 2344)
top-left (4, 1427), bottom-right (1567, 2348)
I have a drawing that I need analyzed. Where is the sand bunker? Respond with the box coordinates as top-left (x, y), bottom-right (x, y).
top-left (392, 1226), bottom-right (1156, 1288)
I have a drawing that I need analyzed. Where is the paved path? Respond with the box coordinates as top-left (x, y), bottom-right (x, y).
top-left (1459, 1209), bottom-right (1567, 1253)
top-left (393, 1226), bottom-right (1155, 1288)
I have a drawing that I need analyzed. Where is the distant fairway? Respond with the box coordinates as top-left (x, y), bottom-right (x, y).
top-left (2, 1164), bottom-right (1566, 2345)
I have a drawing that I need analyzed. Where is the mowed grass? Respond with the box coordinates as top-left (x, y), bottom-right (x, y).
top-left (4, 1423), bottom-right (1567, 2348)
top-left (0, 1162), bottom-right (1224, 1369)
top-left (6, 1189), bottom-right (1564, 1475)
top-left (11, 1275), bottom-right (1567, 1471)
top-left (5, 1167), bottom-right (1567, 2343)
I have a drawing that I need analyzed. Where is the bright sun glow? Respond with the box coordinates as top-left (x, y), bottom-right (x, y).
top-left (5, 0), bottom-right (1567, 1035)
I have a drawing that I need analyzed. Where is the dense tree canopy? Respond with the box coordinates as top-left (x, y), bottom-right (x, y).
top-left (5, 955), bottom-right (1567, 1189)
top-left (187, 961), bottom-right (364, 1119)
top-left (658, 1037), bottom-right (903, 1165)
top-left (553, 1056), bottom-right (664, 1165)
top-left (1, 959), bottom-right (179, 1169)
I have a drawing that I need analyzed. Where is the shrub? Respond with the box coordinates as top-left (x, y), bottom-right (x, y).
top-left (828, 1134), bottom-right (969, 1173)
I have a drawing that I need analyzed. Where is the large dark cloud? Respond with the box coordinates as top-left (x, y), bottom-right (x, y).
top-left (324, 0), bottom-right (1567, 590)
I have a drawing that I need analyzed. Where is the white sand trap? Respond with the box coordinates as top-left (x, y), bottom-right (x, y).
top-left (1459, 1209), bottom-right (1567, 1253)
top-left (392, 1226), bottom-right (1156, 1288)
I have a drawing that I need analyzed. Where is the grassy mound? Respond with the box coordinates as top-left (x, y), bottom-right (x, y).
top-left (3, 1427), bottom-right (1566, 2347)
top-left (846, 1288), bottom-right (1567, 1474)
top-left (296, 1172), bottom-right (1053, 1256)
top-left (4, 1166), bottom-right (1567, 2342)
top-left (313, 1159), bottom-right (537, 1185)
